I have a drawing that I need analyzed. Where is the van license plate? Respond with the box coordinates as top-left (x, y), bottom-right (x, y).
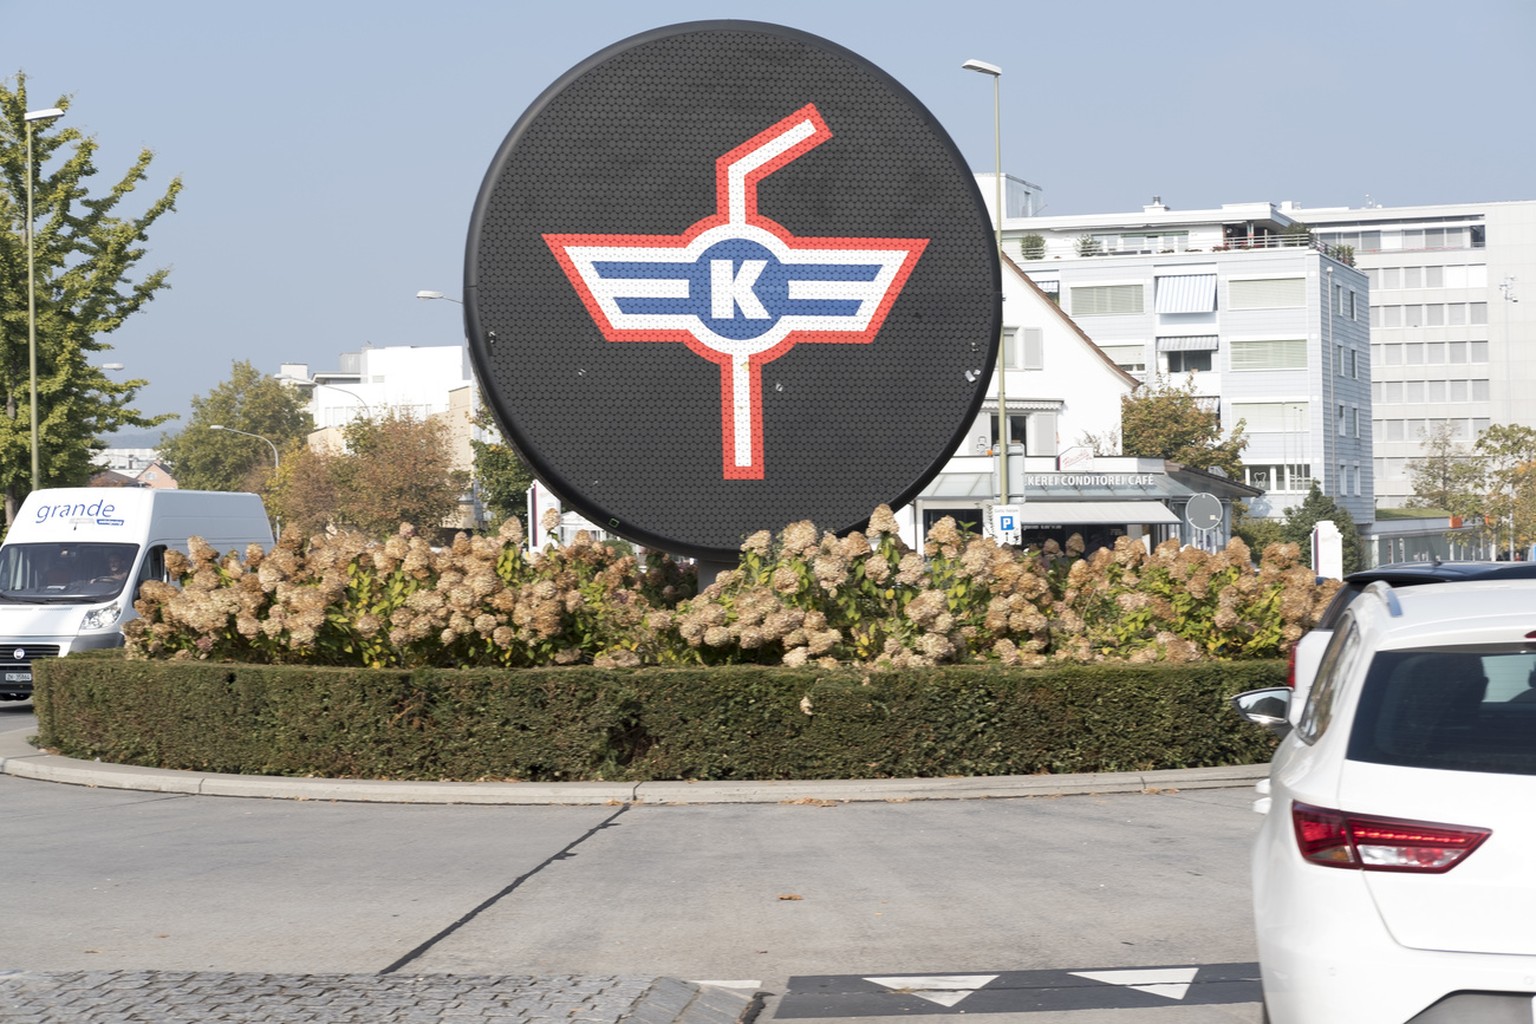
top-left (4, 672), bottom-right (31, 683)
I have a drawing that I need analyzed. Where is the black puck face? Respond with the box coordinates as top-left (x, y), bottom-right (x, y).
top-left (466, 20), bottom-right (999, 560)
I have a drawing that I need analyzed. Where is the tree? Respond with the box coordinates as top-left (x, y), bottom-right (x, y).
top-left (469, 402), bottom-right (534, 534)
top-left (1, 75), bottom-right (180, 525)
top-left (1281, 484), bottom-right (1366, 575)
top-left (267, 411), bottom-right (469, 540)
top-left (1119, 373), bottom-right (1248, 478)
top-left (1406, 421), bottom-right (1484, 519)
top-left (1473, 423), bottom-right (1536, 555)
top-left (155, 360), bottom-right (313, 493)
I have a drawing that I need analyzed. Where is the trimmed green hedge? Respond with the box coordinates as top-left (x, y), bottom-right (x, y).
top-left (32, 654), bottom-right (1281, 781)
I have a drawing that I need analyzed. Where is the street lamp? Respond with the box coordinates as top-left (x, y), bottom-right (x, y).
top-left (415, 290), bottom-right (463, 305)
top-left (1325, 264), bottom-right (1334, 497)
top-left (210, 424), bottom-right (280, 470)
top-left (962, 58), bottom-right (1010, 508)
top-left (211, 425), bottom-right (281, 540)
top-left (25, 106), bottom-right (65, 490)
top-left (273, 374), bottom-right (373, 421)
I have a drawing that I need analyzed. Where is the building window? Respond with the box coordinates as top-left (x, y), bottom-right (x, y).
top-left (1337, 404), bottom-right (1347, 435)
top-left (1231, 401), bottom-right (1308, 432)
top-left (1229, 339), bottom-right (1306, 370)
top-left (1245, 464), bottom-right (1316, 493)
top-left (1154, 274), bottom-right (1217, 313)
top-left (1351, 350), bottom-right (1359, 379)
top-left (1336, 345), bottom-right (1345, 376)
top-left (1352, 407), bottom-right (1360, 438)
top-left (1228, 277), bottom-right (1306, 309)
top-left (1349, 291), bottom-right (1358, 320)
top-left (1166, 350), bottom-right (1212, 373)
top-left (1099, 345), bottom-right (1146, 376)
top-left (1021, 327), bottom-right (1044, 370)
top-left (1069, 283), bottom-right (1144, 316)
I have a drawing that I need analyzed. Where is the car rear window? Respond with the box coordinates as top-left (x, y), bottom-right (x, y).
top-left (1348, 646), bottom-right (1536, 776)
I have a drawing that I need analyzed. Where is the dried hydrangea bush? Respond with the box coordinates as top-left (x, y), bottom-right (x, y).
top-left (124, 506), bottom-right (1334, 669)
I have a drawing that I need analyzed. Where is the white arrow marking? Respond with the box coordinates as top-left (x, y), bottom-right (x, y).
top-left (1069, 967), bottom-right (1199, 1001)
top-left (864, 975), bottom-right (1000, 1008)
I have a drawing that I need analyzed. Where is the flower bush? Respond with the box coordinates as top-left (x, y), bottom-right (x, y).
top-left (124, 506), bottom-right (1336, 668)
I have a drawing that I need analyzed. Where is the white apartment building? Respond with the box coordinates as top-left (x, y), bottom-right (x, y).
top-left (979, 185), bottom-right (1372, 525)
top-left (982, 178), bottom-right (1536, 515)
top-left (901, 252), bottom-right (1262, 554)
top-left (1295, 200), bottom-right (1535, 507)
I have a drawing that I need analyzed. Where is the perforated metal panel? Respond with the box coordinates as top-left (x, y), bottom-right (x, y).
top-left (466, 20), bottom-right (999, 560)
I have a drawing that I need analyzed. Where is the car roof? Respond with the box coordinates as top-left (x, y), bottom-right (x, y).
top-left (1345, 560), bottom-right (1536, 585)
top-left (1314, 561), bottom-right (1536, 630)
top-left (1350, 578), bottom-right (1536, 649)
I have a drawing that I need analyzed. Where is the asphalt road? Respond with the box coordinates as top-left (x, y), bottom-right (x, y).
top-left (2, 701), bottom-right (1265, 1023)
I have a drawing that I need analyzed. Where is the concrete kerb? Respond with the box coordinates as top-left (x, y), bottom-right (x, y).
top-left (0, 726), bottom-right (1269, 806)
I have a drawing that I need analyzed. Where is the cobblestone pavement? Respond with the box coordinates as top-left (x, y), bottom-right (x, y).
top-left (0, 970), bottom-right (754, 1024)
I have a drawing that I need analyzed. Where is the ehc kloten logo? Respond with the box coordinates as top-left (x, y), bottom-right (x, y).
top-left (465, 21), bottom-right (998, 561)
top-left (544, 104), bottom-right (927, 480)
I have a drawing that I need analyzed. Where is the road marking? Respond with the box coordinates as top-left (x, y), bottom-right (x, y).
top-left (1069, 967), bottom-right (1199, 1000)
top-left (773, 963), bottom-right (1260, 1018)
top-left (864, 975), bottom-right (1001, 1008)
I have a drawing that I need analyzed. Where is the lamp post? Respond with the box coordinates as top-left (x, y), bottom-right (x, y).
top-left (210, 424), bottom-right (280, 470)
top-left (1325, 264), bottom-right (1334, 497)
top-left (273, 374), bottom-right (373, 422)
top-left (420, 287), bottom-right (487, 530)
top-left (24, 106), bottom-right (64, 490)
top-left (210, 425), bottom-right (280, 539)
top-left (962, 58), bottom-right (1009, 507)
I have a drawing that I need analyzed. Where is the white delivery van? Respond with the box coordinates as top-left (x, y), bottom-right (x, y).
top-left (0, 488), bottom-right (274, 700)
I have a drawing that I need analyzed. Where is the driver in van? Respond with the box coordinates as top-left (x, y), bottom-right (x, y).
top-left (97, 552), bottom-right (130, 583)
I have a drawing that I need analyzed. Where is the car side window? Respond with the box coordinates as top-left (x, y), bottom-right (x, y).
top-left (1299, 617), bottom-right (1363, 744)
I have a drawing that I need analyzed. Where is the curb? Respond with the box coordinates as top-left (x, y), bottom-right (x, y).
top-left (0, 726), bottom-right (1268, 806)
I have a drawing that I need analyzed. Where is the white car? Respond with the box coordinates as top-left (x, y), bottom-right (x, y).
top-left (1287, 561), bottom-right (1536, 727)
top-left (1234, 578), bottom-right (1536, 1024)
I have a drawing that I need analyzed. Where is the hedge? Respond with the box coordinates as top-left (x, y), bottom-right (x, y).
top-left (32, 654), bottom-right (1281, 782)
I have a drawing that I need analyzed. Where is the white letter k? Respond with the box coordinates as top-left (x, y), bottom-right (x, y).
top-left (710, 259), bottom-right (769, 319)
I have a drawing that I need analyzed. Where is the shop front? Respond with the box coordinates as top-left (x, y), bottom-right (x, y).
top-left (907, 455), bottom-right (1262, 555)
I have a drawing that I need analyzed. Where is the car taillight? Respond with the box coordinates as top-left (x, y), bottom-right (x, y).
top-left (1292, 802), bottom-right (1491, 873)
top-left (1285, 646), bottom-right (1297, 688)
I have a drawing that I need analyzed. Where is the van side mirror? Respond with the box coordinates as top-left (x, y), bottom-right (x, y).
top-left (1231, 687), bottom-right (1293, 739)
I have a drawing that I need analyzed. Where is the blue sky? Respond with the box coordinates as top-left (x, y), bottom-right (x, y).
top-left (8, 0), bottom-right (1534, 438)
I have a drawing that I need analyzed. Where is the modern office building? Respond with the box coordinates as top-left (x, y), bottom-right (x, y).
top-left (1294, 200), bottom-right (1535, 507)
top-left (977, 184), bottom-right (1372, 525)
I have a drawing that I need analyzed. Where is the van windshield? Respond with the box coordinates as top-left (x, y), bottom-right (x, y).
top-left (0, 542), bottom-right (140, 603)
